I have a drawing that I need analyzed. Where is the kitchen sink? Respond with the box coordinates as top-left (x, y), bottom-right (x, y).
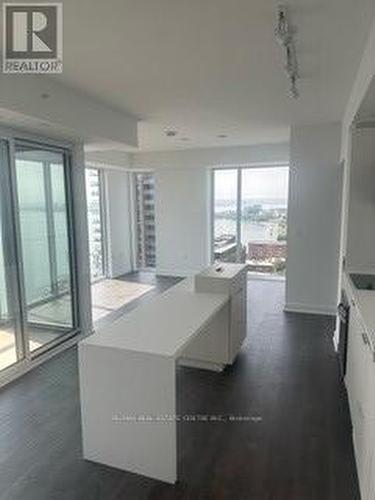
top-left (350, 273), bottom-right (375, 291)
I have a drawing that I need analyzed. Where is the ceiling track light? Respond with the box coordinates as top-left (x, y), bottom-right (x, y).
top-left (353, 119), bottom-right (375, 130)
top-left (275, 4), bottom-right (300, 99)
top-left (164, 129), bottom-right (178, 137)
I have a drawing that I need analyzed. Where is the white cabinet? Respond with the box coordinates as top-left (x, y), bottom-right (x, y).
top-left (346, 305), bottom-right (369, 412)
top-left (227, 274), bottom-right (247, 363)
top-left (367, 428), bottom-right (375, 500)
top-left (177, 302), bottom-right (229, 368)
top-left (193, 263), bottom-right (248, 365)
top-left (79, 275), bottom-right (231, 483)
top-left (345, 294), bottom-right (375, 500)
top-left (361, 420), bottom-right (375, 500)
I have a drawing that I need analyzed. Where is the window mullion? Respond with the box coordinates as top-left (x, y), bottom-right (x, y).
top-left (44, 162), bottom-right (58, 297)
top-left (236, 168), bottom-right (242, 262)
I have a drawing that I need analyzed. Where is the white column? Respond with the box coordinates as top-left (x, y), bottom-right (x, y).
top-left (72, 142), bottom-right (93, 336)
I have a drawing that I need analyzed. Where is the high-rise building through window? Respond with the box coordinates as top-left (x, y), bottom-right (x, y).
top-left (85, 168), bottom-right (105, 281)
top-left (135, 173), bottom-right (156, 268)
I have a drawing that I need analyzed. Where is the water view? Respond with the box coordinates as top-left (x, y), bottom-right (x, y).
top-left (213, 168), bottom-right (289, 276)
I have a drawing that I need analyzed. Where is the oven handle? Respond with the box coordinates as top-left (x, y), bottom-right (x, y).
top-left (338, 302), bottom-right (349, 322)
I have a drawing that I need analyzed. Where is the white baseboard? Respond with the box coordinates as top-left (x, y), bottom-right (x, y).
top-left (284, 302), bottom-right (336, 316)
top-left (156, 268), bottom-right (191, 278)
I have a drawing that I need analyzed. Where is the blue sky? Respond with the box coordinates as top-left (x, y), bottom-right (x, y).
top-left (215, 167), bottom-right (289, 200)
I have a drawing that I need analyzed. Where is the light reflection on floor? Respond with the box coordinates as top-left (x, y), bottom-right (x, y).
top-left (0, 279), bottom-right (155, 372)
top-left (0, 328), bottom-right (47, 372)
top-left (91, 279), bottom-right (154, 322)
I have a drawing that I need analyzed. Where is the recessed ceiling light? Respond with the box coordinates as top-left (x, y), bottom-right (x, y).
top-left (217, 134), bottom-right (228, 138)
top-left (164, 129), bottom-right (178, 137)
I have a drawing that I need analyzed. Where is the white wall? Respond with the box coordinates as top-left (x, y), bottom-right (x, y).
top-left (286, 123), bottom-right (342, 315)
top-left (346, 128), bottom-right (375, 268)
top-left (339, 17), bottom-right (375, 271)
top-left (131, 143), bottom-right (289, 170)
top-left (132, 143), bottom-right (289, 277)
top-left (334, 17), bottom-right (375, 339)
top-left (155, 167), bottom-right (211, 276)
top-left (72, 142), bottom-right (93, 335)
top-left (85, 150), bottom-right (132, 170)
top-left (341, 17), bottom-right (375, 160)
top-left (99, 136), bottom-right (344, 316)
top-left (104, 170), bottom-right (133, 278)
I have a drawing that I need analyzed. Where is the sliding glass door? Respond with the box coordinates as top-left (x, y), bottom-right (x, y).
top-left (0, 237), bottom-right (18, 370)
top-left (15, 143), bottom-right (76, 353)
top-left (0, 141), bottom-right (23, 371)
top-left (0, 227), bottom-right (17, 370)
top-left (0, 138), bottom-right (78, 374)
top-left (213, 166), bottom-right (289, 277)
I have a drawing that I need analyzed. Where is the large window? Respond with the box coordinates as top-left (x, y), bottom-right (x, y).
top-left (15, 143), bottom-right (76, 351)
top-left (135, 173), bottom-right (156, 269)
top-left (85, 168), bottom-right (105, 281)
top-left (213, 166), bottom-right (289, 277)
top-left (0, 140), bottom-right (19, 371)
top-left (213, 169), bottom-right (240, 263)
top-left (0, 139), bottom-right (78, 372)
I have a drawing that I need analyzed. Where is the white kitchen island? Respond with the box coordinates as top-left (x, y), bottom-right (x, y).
top-left (78, 264), bottom-right (248, 483)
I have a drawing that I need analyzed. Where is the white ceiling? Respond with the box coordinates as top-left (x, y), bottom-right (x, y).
top-left (0, 108), bottom-right (79, 140)
top-left (19, 1), bottom-right (375, 150)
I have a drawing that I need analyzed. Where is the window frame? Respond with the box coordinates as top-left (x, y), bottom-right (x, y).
top-left (11, 138), bottom-right (80, 360)
top-left (85, 166), bottom-right (108, 283)
top-left (133, 172), bottom-right (156, 271)
top-left (211, 164), bottom-right (289, 278)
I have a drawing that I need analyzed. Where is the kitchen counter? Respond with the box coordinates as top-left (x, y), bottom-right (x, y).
top-left (79, 264), bottom-right (248, 483)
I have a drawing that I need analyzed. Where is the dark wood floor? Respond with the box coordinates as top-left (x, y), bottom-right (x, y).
top-left (0, 277), bottom-right (359, 500)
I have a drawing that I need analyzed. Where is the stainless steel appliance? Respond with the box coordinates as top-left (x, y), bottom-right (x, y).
top-left (337, 290), bottom-right (350, 378)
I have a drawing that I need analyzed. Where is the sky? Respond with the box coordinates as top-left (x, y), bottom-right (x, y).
top-left (215, 167), bottom-right (289, 201)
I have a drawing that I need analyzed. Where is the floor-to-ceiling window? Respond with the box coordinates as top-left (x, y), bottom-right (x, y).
top-left (134, 173), bottom-right (156, 269)
top-left (0, 138), bottom-right (78, 373)
top-left (0, 140), bottom-right (21, 371)
top-left (84, 169), bottom-right (155, 325)
top-left (85, 168), bottom-right (106, 282)
top-left (213, 169), bottom-right (241, 263)
top-left (213, 166), bottom-right (289, 277)
top-left (241, 167), bottom-right (289, 276)
top-left (15, 143), bottom-right (77, 351)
